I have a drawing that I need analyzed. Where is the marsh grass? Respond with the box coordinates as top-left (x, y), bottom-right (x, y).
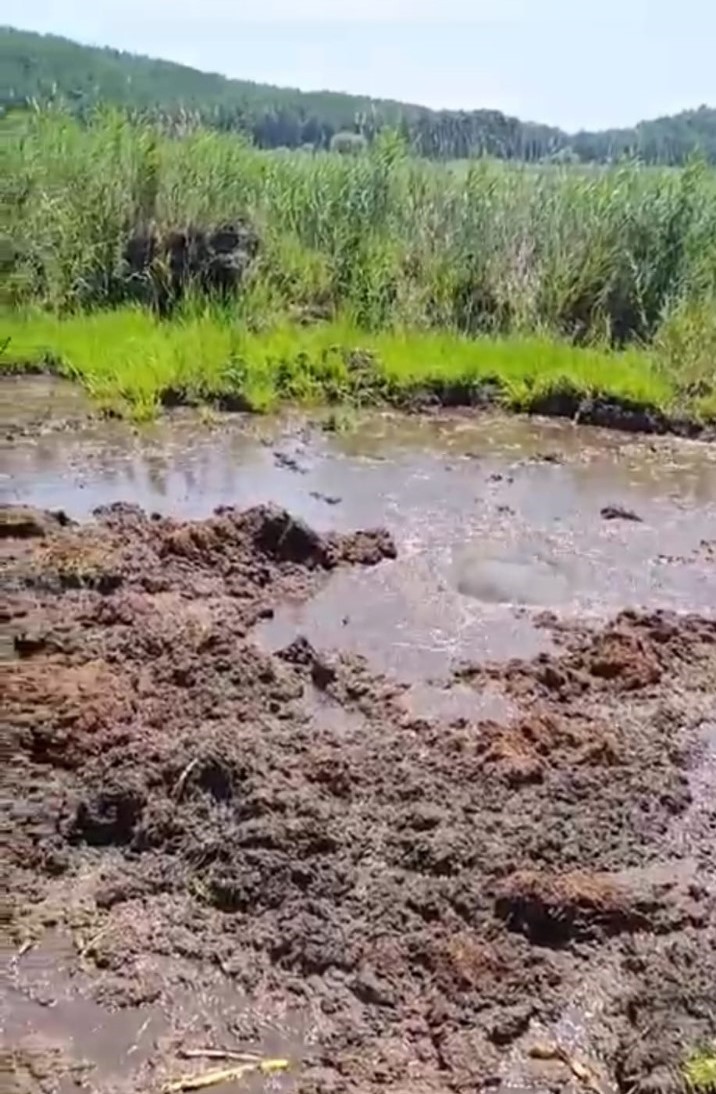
top-left (4, 109), bottom-right (716, 331)
top-left (2, 108), bottom-right (715, 419)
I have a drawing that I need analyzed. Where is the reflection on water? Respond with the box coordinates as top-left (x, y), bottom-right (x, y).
top-left (2, 388), bottom-right (715, 677)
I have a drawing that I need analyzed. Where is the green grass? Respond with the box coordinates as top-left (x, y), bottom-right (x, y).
top-left (684, 1047), bottom-right (716, 1092)
top-left (0, 305), bottom-right (691, 422)
top-left (2, 109), bottom-right (714, 423)
top-left (4, 109), bottom-right (716, 340)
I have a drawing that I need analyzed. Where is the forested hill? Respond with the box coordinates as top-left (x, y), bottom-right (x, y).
top-left (2, 25), bottom-right (715, 164)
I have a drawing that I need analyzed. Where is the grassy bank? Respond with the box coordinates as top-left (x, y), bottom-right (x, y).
top-left (2, 109), bottom-right (715, 425)
top-left (3, 305), bottom-right (713, 426)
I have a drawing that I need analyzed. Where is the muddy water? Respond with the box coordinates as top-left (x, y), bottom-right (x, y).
top-left (3, 380), bottom-right (716, 681)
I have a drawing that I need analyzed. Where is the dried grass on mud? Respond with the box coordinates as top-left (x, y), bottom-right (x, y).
top-left (2, 501), bottom-right (715, 1093)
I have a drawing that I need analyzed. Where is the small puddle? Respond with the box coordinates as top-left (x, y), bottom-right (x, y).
top-left (255, 565), bottom-right (554, 680)
top-left (498, 959), bottom-right (621, 1094)
top-left (299, 682), bottom-right (369, 737)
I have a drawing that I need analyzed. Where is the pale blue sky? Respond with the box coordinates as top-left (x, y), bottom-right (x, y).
top-left (5, 0), bottom-right (714, 130)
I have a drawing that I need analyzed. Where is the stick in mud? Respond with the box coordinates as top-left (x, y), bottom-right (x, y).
top-left (177, 1049), bottom-right (263, 1062)
top-left (162, 1058), bottom-right (289, 1092)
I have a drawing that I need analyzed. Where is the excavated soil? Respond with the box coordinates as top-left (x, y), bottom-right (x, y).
top-left (2, 501), bottom-right (715, 1094)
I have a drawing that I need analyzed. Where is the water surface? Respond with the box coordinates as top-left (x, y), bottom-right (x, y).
top-left (3, 382), bottom-right (715, 678)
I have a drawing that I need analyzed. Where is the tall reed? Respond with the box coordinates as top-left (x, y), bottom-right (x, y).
top-left (3, 107), bottom-right (716, 359)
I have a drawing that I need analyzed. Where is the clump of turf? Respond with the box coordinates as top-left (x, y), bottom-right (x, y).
top-left (684, 1048), bottom-right (716, 1092)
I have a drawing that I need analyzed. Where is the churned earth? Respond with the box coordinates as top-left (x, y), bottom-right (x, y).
top-left (1, 382), bottom-right (715, 1094)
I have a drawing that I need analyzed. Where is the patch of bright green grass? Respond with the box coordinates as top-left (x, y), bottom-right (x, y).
top-left (684, 1048), bottom-right (716, 1092)
top-left (0, 305), bottom-right (693, 423)
top-left (364, 327), bottom-right (675, 409)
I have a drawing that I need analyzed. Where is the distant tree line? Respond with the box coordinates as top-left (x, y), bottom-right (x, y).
top-left (2, 26), bottom-right (715, 165)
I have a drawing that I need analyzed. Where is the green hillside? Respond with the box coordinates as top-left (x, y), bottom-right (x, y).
top-left (2, 25), bottom-right (715, 164)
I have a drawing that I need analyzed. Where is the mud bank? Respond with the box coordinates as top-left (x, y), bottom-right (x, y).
top-left (401, 385), bottom-right (716, 443)
top-left (2, 503), bottom-right (715, 1093)
top-left (2, 365), bottom-right (714, 443)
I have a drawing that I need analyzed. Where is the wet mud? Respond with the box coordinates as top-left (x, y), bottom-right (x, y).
top-left (1, 377), bottom-right (95, 442)
top-left (3, 394), bottom-right (716, 1092)
top-left (2, 490), bottom-right (715, 1094)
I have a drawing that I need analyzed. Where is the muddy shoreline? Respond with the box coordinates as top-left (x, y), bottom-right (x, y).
top-left (3, 365), bottom-right (715, 442)
top-left (3, 496), bottom-right (715, 1094)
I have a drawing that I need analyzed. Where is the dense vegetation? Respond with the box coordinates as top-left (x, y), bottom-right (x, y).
top-left (2, 107), bottom-right (715, 421)
top-left (2, 26), bottom-right (716, 165)
top-left (5, 108), bottom-right (715, 339)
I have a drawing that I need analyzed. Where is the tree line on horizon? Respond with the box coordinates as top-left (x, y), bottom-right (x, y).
top-left (2, 25), bottom-right (715, 165)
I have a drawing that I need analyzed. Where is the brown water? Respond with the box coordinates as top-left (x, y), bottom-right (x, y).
top-left (2, 381), bottom-right (715, 680)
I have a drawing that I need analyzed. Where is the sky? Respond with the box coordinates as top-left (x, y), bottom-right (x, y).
top-left (5, 0), bottom-right (715, 131)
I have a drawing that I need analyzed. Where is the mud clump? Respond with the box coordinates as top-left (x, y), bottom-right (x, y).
top-left (4, 659), bottom-right (134, 768)
top-left (475, 712), bottom-right (621, 786)
top-left (31, 533), bottom-right (124, 593)
top-left (495, 870), bottom-right (655, 944)
top-left (601, 504), bottom-right (644, 522)
top-left (0, 504), bottom-right (71, 539)
top-left (586, 628), bottom-right (662, 689)
top-left (225, 503), bottom-right (396, 569)
top-left (3, 505), bottom-right (716, 1093)
top-left (72, 780), bottom-right (147, 847)
top-left (463, 610), bottom-right (715, 702)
